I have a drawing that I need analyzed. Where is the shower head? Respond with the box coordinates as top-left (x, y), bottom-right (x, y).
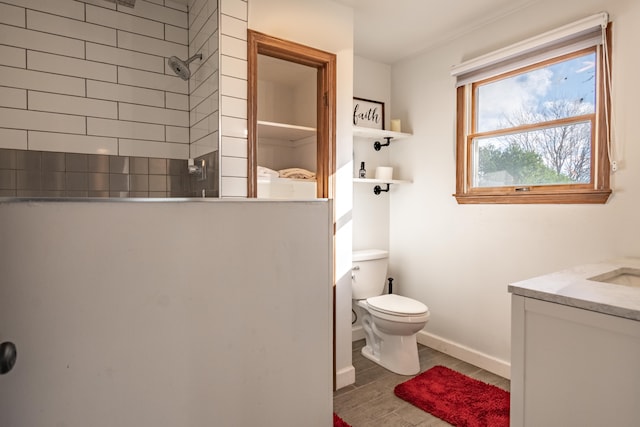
top-left (104, 0), bottom-right (136, 7)
top-left (168, 54), bottom-right (203, 81)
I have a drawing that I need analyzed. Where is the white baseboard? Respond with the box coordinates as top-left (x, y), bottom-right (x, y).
top-left (335, 365), bottom-right (355, 390)
top-left (417, 330), bottom-right (511, 379)
top-left (351, 325), bottom-right (365, 342)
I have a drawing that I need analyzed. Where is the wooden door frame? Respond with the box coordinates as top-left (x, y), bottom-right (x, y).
top-left (247, 30), bottom-right (337, 389)
top-left (247, 30), bottom-right (336, 199)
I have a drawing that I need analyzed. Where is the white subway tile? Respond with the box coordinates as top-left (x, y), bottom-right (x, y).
top-left (0, 24), bottom-right (84, 59)
top-left (0, 107), bottom-right (86, 134)
top-left (220, 136), bottom-right (247, 158)
top-left (0, 45), bottom-right (26, 68)
top-left (166, 126), bottom-right (189, 143)
top-left (119, 139), bottom-right (189, 159)
top-left (0, 65), bottom-right (85, 96)
top-left (117, 1), bottom-right (188, 29)
top-left (29, 91), bottom-right (118, 119)
top-left (190, 8), bottom-right (217, 52)
top-left (190, 131), bottom-right (219, 158)
top-left (220, 55), bottom-right (246, 79)
top-left (220, 14), bottom-right (246, 40)
top-left (189, 58), bottom-right (217, 93)
top-left (190, 112), bottom-right (219, 143)
top-left (88, 118), bottom-right (165, 141)
top-left (27, 10), bottom-right (117, 46)
top-left (0, 128), bottom-right (28, 150)
top-left (220, 116), bottom-right (246, 138)
top-left (165, 25), bottom-right (188, 45)
top-left (190, 69), bottom-right (218, 103)
top-left (119, 103), bottom-right (189, 127)
top-left (166, 92), bottom-right (189, 110)
top-left (118, 67), bottom-right (188, 94)
top-left (28, 51), bottom-right (117, 83)
top-left (118, 30), bottom-right (187, 59)
top-left (87, 80), bottom-right (165, 108)
top-left (220, 176), bottom-right (247, 197)
top-left (0, 87), bottom-right (26, 109)
top-left (28, 131), bottom-right (118, 155)
top-left (189, 0), bottom-right (210, 28)
top-left (220, 75), bottom-right (246, 99)
top-left (220, 0), bottom-right (247, 21)
top-left (190, 124), bottom-right (207, 144)
top-left (220, 156), bottom-right (246, 177)
top-left (87, 43), bottom-right (164, 73)
top-left (221, 95), bottom-right (246, 119)
top-left (0, 3), bottom-right (25, 27)
top-left (190, 91), bottom-right (218, 126)
top-left (164, 0), bottom-right (188, 12)
top-left (86, 5), bottom-right (164, 40)
top-left (82, 0), bottom-right (116, 10)
top-left (1, 0), bottom-right (84, 20)
top-left (220, 34), bottom-right (246, 60)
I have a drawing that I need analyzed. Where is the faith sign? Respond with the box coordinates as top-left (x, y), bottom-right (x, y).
top-left (353, 97), bottom-right (384, 130)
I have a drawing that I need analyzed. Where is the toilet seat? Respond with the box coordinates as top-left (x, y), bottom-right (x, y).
top-left (366, 294), bottom-right (428, 317)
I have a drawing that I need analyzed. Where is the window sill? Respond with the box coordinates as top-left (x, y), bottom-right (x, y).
top-left (454, 189), bottom-right (612, 204)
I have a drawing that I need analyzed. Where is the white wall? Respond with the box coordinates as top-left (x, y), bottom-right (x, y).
top-left (390, 0), bottom-right (640, 377)
top-left (352, 56), bottom-right (391, 252)
top-left (0, 200), bottom-right (333, 427)
top-left (248, 0), bottom-right (355, 388)
top-left (0, 0), bottom-right (190, 159)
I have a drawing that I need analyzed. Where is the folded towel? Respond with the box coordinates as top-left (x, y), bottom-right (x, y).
top-left (279, 168), bottom-right (316, 180)
top-left (257, 166), bottom-right (279, 178)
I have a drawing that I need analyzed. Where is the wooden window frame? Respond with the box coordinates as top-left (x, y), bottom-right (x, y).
top-left (454, 29), bottom-right (612, 205)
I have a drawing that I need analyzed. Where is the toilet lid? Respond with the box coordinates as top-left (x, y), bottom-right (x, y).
top-left (366, 294), bottom-right (428, 316)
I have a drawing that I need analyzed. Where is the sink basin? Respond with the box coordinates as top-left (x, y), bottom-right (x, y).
top-left (589, 268), bottom-right (640, 288)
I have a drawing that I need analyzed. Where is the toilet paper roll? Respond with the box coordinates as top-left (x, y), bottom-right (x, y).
top-left (375, 166), bottom-right (393, 181)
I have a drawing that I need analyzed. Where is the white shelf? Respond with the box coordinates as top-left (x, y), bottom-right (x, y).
top-left (258, 120), bottom-right (316, 141)
top-left (353, 178), bottom-right (411, 185)
top-left (353, 126), bottom-right (412, 140)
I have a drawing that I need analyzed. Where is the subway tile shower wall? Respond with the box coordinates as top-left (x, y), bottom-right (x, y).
top-left (0, 148), bottom-right (192, 198)
top-left (0, 0), bottom-right (191, 158)
top-left (0, 0), bottom-right (230, 199)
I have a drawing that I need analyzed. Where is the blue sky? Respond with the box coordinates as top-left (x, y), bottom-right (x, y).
top-left (476, 51), bottom-right (596, 132)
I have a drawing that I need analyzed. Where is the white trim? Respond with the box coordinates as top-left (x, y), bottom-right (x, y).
top-left (335, 365), bottom-right (356, 390)
top-left (451, 12), bottom-right (609, 82)
top-left (416, 330), bottom-right (511, 379)
top-left (351, 324), bottom-right (366, 342)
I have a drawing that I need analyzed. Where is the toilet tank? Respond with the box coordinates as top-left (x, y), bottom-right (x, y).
top-left (352, 249), bottom-right (388, 300)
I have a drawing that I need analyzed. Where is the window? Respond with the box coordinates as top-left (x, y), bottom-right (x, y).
top-left (453, 14), bottom-right (612, 204)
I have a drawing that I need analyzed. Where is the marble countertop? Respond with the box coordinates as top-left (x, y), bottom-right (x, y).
top-left (508, 257), bottom-right (640, 321)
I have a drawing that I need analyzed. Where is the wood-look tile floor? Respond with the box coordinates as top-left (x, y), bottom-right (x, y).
top-left (333, 339), bottom-right (510, 426)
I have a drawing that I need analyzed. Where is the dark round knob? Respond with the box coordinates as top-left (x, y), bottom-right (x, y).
top-left (0, 341), bottom-right (17, 374)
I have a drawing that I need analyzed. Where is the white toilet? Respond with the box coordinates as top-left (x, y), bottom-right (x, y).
top-left (352, 249), bottom-right (430, 375)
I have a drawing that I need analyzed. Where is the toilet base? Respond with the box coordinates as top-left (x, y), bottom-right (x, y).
top-left (361, 332), bottom-right (420, 376)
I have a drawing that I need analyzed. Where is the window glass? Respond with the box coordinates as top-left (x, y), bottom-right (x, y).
top-left (473, 122), bottom-right (592, 187)
top-left (476, 52), bottom-right (596, 133)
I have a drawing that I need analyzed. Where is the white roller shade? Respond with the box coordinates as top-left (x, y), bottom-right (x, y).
top-left (451, 12), bottom-right (609, 87)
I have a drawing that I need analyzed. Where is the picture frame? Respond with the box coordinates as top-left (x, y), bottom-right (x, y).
top-left (353, 97), bottom-right (385, 130)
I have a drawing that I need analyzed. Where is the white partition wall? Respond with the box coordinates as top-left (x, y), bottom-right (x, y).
top-left (0, 200), bottom-right (332, 427)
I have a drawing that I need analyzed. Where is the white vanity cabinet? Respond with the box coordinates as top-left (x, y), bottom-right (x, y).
top-left (509, 259), bottom-right (640, 427)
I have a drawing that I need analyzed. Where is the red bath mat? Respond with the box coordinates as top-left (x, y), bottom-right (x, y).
top-left (333, 413), bottom-right (351, 427)
top-left (394, 365), bottom-right (509, 427)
